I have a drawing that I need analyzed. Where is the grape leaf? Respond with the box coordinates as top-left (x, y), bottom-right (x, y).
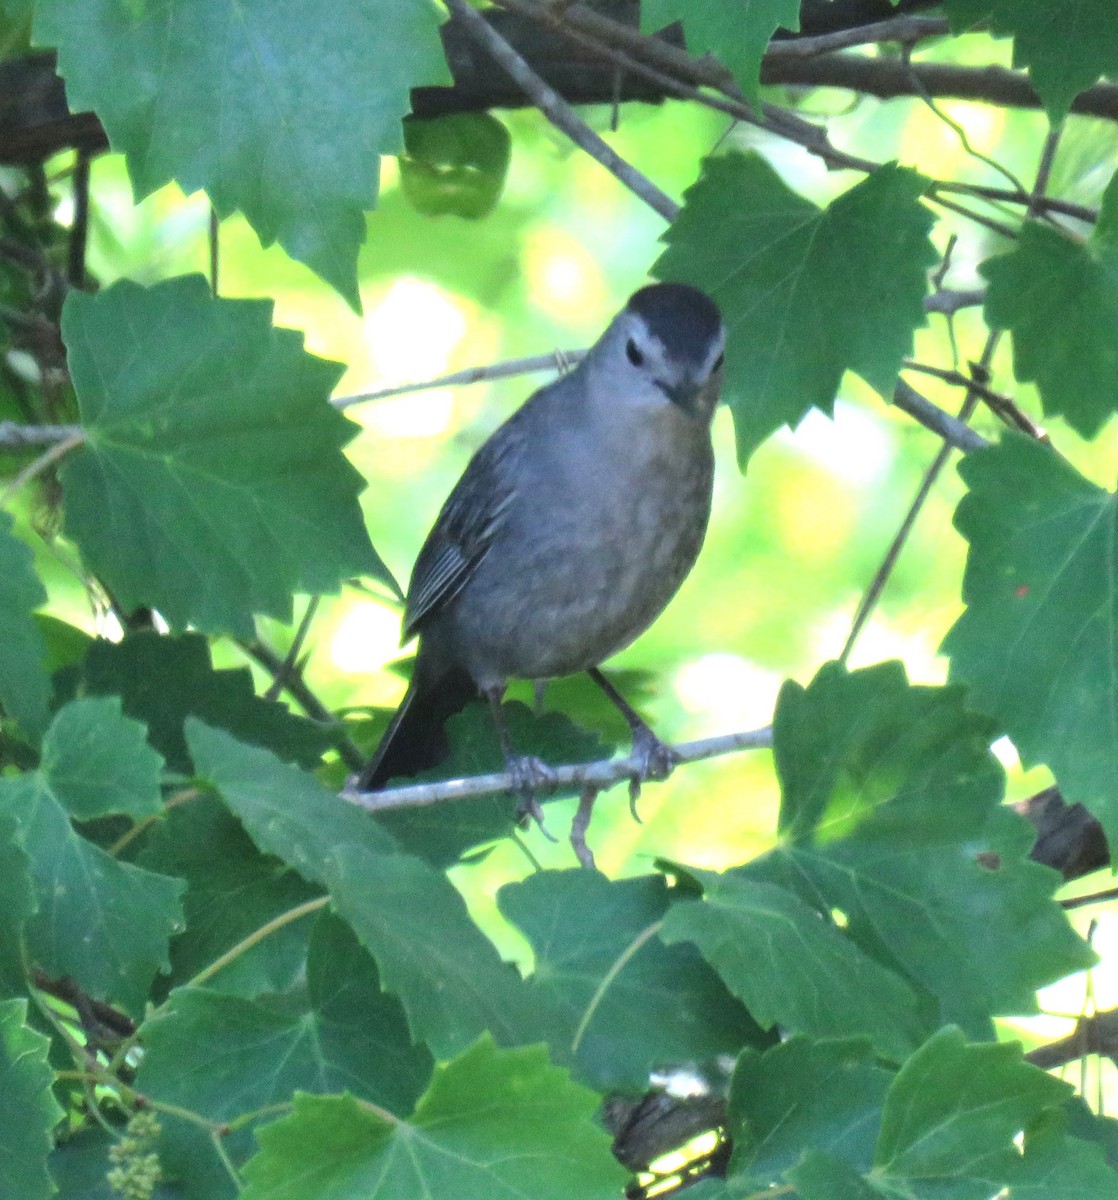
top-left (875, 1028), bottom-right (1070, 1189)
top-left (641, 0), bottom-right (800, 103)
top-left (240, 1039), bottom-right (629, 1200)
top-left (498, 869), bottom-right (765, 1092)
top-left (40, 696), bottom-right (163, 821)
top-left (186, 720), bottom-right (553, 1058)
top-left (753, 660), bottom-right (1092, 1035)
top-left (34, 0), bottom-right (449, 304)
top-left (728, 1037), bottom-right (891, 1187)
top-left (943, 435), bottom-right (1118, 839)
top-left (1010, 1121), bottom-right (1118, 1199)
top-left (0, 998), bottom-right (65, 1200)
top-left (654, 155), bottom-right (936, 463)
top-left (982, 169), bottom-right (1118, 439)
top-left (139, 794), bottom-right (322, 997)
top-left (0, 702), bottom-right (184, 1013)
top-left (660, 866), bottom-right (924, 1060)
top-left (0, 814), bottom-right (34, 998)
top-left (58, 277), bottom-right (384, 637)
top-left (63, 631), bottom-right (334, 774)
top-left (944, 0), bottom-right (1118, 121)
top-left (0, 512), bottom-right (49, 738)
top-left (137, 914), bottom-right (432, 1182)
top-left (786, 1152), bottom-right (886, 1200)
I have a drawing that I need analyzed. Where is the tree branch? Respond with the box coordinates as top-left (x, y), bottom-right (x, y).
top-left (343, 724), bottom-right (773, 812)
top-left (442, 0), bottom-right (679, 221)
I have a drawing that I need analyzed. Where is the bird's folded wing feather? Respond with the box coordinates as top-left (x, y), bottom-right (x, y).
top-left (402, 409), bottom-right (526, 638)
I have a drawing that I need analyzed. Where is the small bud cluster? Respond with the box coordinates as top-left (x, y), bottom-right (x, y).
top-left (106, 1110), bottom-right (163, 1200)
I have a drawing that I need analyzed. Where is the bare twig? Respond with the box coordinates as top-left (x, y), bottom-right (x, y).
top-left (444, 0), bottom-right (679, 221)
top-left (922, 287), bottom-right (985, 316)
top-left (903, 359), bottom-right (1042, 436)
top-left (343, 724), bottom-right (773, 812)
top-left (890, 381), bottom-right (989, 453)
top-left (767, 15), bottom-right (951, 58)
top-left (0, 421), bottom-right (82, 448)
top-left (1, 428), bottom-right (85, 502)
top-left (333, 349), bottom-right (585, 410)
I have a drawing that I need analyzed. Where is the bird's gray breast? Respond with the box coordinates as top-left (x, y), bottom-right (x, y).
top-left (445, 402), bottom-right (715, 688)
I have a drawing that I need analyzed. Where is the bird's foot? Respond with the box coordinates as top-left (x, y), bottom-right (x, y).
top-left (627, 727), bottom-right (680, 819)
top-left (570, 785), bottom-right (600, 870)
top-left (509, 755), bottom-right (559, 841)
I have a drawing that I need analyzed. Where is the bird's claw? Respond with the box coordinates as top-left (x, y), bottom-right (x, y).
top-left (627, 729), bottom-right (680, 820)
top-left (510, 755), bottom-right (559, 841)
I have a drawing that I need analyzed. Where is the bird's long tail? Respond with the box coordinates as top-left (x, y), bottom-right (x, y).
top-left (356, 653), bottom-right (478, 791)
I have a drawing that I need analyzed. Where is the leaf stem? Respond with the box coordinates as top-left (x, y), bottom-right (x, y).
top-left (571, 919), bottom-right (662, 1055)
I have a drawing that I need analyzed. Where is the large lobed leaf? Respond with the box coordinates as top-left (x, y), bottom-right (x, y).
top-left (186, 720), bottom-right (554, 1059)
top-left (983, 168), bottom-right (1118, 439)
top-left (944, 0), bottom-right (1118, 121)
top-left (944, 435), bottom-right (1118, 841)
top-left (725, 1027), bottom-right (1116, 1199)
top-left (239, 1038), bottom-right (628, 1200)
top-left (0, 999), bottom-right (64, 1200)
top-left (654, 154), bottom-right (936, 463)
top-left (642, 0), bottom-right (800, 103)
top-left (755, 660), bottom-right (1092, 1036)
top-left (59, 277), bottom-right (385, 638)
top-left (0, 701), bottom-right (184, 1015)
top-left (498, 869), bottom-right (766, 1093)
top-left (34, 0), bottom-right (450, 304)
top-left (0, 512), bottom-right (50, 738)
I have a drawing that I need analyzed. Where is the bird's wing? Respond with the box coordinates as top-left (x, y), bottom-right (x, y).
top-left (402, 407), bottom-right (526, 638)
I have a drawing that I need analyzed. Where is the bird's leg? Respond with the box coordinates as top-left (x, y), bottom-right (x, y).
top-left (586, 667), bottom-right (679, 816)
top-left (484, 686), bottom-right (557, 837)
top-left (570, 784), bottom-right (600, 869)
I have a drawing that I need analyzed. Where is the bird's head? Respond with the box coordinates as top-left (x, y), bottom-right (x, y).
top-left (588, 282), bottom-right (725, 423)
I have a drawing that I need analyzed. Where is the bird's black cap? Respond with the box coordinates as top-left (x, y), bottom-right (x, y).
top-left (627, 282), bottom-right (723, 364)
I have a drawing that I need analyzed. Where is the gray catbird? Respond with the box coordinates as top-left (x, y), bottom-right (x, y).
top-left (358, 282), bottom-right (725, 791)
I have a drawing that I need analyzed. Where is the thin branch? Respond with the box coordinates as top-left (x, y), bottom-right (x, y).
top-left (0, 420), bottom-right (82, 448)
top-left (925, 191), bottom-right (1019, 240)
top-left (932, 182), bottom-right (1096, 226)
top-left (443, 0), bottom-right (679, 221)
top-left (903, 359), bottom-right (1042, 437)
top-left (187, 896), bottom-right (329, 989)
top-left (890, 380), bottom-right (989, 453)
top-left (343, 724), bottom-right (774, 812)
top-left (333, 349), bottom-right (585, 410)
top-left (767, 15), bottom-right (951, 58)
top-left (1, 428), bottom-right (85, 502)
top-left (922, 287), bottom-right (985, 316)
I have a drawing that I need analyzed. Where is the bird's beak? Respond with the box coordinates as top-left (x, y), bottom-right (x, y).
top-left (658, 375), bottom-right (716, 419)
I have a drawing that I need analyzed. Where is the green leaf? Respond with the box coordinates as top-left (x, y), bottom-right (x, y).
top-left (654, 155), bottom-right (936, 462)
top-left (34, 0), bottom-right (449, 304)
top-left (943, 435), bottom-right (1118, 837)
top-left (498, 869), bottom-right (765, 1092)
top-left (400, 113), bottom-right (512, 219)
top-left (641, 0), bottom-right (799, 103)
top-left (139, 794), bottom-right (323, 997)
top-left (0, 998), bottom-right (65, 1200)
top-left (0, 511), bottom-right (50, 738)
top-left (40, 695), bottom-right (163, 821)
top-left (58, 277), bottom-right (384, 638)
top-left (0, 708), bottom-right (185, 1013)
top-left (187, 720), bottom-right (550, 1058)
top-left (944, 0), bottom-right (1118, 121)
top-left (138, 915), bottom-right (432, 1171)
top-left (240, 1038), bottom-right (629, 1200)
top-left (1011, 1121), bottom-right (1118, 1199)
top-left (982, 170), bottom-right (1118, 439)
top-left (786, 1152), bottom-right (886, 1200)
top-left (659, 866), bottom-right (923, 1060)
top-left (0, 813), bottom-right (34, 998)
top-left (875, 1027), bottom-right (1070, 1192)
top-left (65, 631), bottom-right (334, 774)
top-left (756, 660), bottom-right (1092, 1034)
top-left (728, 1037), bottom-right (891, 1187)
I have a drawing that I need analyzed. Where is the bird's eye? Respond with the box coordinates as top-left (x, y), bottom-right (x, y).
top-left (626, 339), bottom-right (644, 367)
top-left (712, 352), bottom-right (725, 372)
